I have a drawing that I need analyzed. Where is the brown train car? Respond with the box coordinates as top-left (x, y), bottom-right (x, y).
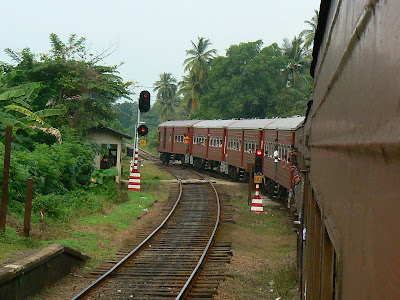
top-left (192, 120), bottom-right (237, 167)
top-left (226, 119), bottom-right (276, 179)
top-left (263, 117), bottom-right (304, 190)
top-left (157, 120), bottom-right (201, 162)
top-left (296, 1), bottom-right (400, 299)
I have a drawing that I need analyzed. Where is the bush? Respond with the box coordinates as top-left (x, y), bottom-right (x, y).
top-left (0, 139), bottom-right (96, 203)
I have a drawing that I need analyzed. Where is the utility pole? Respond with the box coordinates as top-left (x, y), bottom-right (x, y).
top-left (1, 126), bottom-right (13, 232)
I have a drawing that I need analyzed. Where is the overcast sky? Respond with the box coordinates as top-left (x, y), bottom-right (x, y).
top-left (1, 0), bottom-right (320, 101)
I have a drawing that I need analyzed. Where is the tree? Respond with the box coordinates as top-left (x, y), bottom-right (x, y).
top-left (153, 73), bottom-right (180, 122)
top-left (177, 74), bottom-right (200, 115)
top-left (281, 36), bottom-right (311, 89)
top-left (2, 34), bottom-right (133, 131)
top-left (183, 37), bottom-right (216, 110)
top-left (195, 41), bottom-right (288, 119)
top-left (154, 72), bottom-right (177, 100)
top-left (0, 70), bottom-right (65, 144)
top-left (300, 10), bottom-right (319, 51)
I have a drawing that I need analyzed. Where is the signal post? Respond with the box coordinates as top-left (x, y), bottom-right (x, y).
top-left (128, 91), bottom-right (150, 192)
top-left (251, 149), bottom-right (264, 213)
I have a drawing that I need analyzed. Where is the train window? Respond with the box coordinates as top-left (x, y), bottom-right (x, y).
top-left (160, 133), bottom-right (163, 142)
top-left (169, 134), bottom-right (171, 142)
top-left (219, 137), bottom-right (222, 147)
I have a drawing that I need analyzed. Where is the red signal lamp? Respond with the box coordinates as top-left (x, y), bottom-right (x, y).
top-left (138, 124), bottom-right (148, 136)
top-left (256, 149), bottom-right (263, 156)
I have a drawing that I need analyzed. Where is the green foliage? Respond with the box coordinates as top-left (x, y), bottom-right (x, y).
top-left (32, 187), bottom-right (109, 221)
top-left (0, 138), bottom-right (95, 205)
top-left (90, 167), bottom-right (118, 186)
top-left (0, 70), bottom-right (65, 143)
top-left (1, 33), bottom-right (133, 132)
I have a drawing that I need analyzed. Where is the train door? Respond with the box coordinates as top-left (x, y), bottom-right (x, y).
top-left (163, 128), bottom-right (166, 149)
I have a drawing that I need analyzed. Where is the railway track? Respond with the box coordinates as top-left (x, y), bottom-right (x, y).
top-left (71, 154), bottom-right (224, 299)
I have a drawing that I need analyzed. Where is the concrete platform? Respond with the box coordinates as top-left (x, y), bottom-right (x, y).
top-left (0, 243), bottom-right (89, 300)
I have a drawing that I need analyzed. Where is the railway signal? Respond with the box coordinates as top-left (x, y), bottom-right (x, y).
top-left (255, 148), bottom-right (263, 173)
top-left (139, 90), bottom-right (150, 113)
top-left (138, 124), bottom-right (148, 136)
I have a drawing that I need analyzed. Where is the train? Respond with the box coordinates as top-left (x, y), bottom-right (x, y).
top-left (157, 2), bottom-right (400, 298)
top-left (294, 0), bottom-right (400, 299)
top-left (157, 117), bottom-right (304, 200)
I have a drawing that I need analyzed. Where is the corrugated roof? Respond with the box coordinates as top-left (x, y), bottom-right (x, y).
top-left (227, 119), bottom-right (276, 130)
top-left (264, 116), bottom-right (305, 130)
top-left (193, 119), bottom-right (239, 128)
top-left (158, 117), bottom-right (305, 130)
top-left (158, 120), bottom-right (202, 127)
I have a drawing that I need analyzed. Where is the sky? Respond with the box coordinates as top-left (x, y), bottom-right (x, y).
top-left (1, 0), bottom-right (321, 102)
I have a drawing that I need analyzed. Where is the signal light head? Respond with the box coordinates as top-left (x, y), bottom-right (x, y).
top-left (256, 149), bottom-right (263, 156)
top-left (139, 90), bottom-right (151, 113)
top-left (137, 124), bottom-right (148, 136)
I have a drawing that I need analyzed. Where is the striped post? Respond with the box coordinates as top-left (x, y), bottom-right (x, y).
top-left (128, 149), bottom-right (140, 191)
top-left (250, 184), bottom-right (263, 213)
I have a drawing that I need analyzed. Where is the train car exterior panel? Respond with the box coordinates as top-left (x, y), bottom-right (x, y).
top-left (312, 0), bottom-right (371, 110)
top-left (192, 127), bottom-right (208, 159)
top-left (226, 129), bottom-right (243, 168)
top-left (299, 1), bottom-right (400, 298)
top-left (208, 128), bottom-right (225, 162)
top-left (172, 127), bottom-right (190, 155)
top-left (243, 129), bottom-right (261, 171)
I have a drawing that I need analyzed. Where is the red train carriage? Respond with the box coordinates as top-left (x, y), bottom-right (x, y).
top-left (263, 117), bottom-right (304, 190)
top-left (295, 1), bottom-right (400, 298)
top-left (158, 120), bottom-right (200, 163)
top-left (225, 119), bottom-right (275, 180)
top-left (192, 120), bottom-right (238, 169)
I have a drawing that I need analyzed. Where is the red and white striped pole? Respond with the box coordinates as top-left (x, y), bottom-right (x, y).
top-left (128, 147), bottom-right (141, 191)
top-left (129, 110), bottom-right (141, 191)
top-left (250, 184), bottom-right (263, 213)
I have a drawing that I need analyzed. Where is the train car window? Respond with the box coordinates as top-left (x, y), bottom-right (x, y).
top-left (160, 133), bottom-right (163, 142)
top-left (169, 134), bottom-right (171, 142)
top-left (219, 137), bottom-right (222, 147)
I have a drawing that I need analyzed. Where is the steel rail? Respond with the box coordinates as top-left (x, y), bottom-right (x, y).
top-left (70, 171), bottom-right (183, 300)
top-left (176, 174), bottom-right (221, 299)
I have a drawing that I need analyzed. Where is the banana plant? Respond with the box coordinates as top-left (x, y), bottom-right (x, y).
top-left (0, 70), bottom-right (66, 143)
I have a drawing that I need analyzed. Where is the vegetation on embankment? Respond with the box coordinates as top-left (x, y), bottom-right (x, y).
top-left (215, 182), bottom-right (298, 300)
top-left (0, 157), bottom-right (174, 267)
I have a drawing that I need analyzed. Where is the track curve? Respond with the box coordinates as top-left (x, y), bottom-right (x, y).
top-left (71, 163), bottom-right (220, 299)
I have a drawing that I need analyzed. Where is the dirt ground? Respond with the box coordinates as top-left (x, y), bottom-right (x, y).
top-left (29, 177), bottom-right (298, 300)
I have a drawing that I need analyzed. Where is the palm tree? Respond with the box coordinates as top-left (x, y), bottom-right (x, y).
top-left (183, 37), bottom-right (217, 82)
top-left (153, 73), bottom-right (179, 121)
top-left (300, 10), bottom-right (319, 51)
top-left (178, 74), bottom-right (201, 112)
top-left (153, 73), bottom-right (177, 100)
top-left (182, 37), bottom-right (216, 110)
top-left (281, 36), bottom-right (311, 88)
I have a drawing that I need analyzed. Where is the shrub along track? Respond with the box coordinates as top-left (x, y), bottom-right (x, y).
top-left (71, 157), bottom-right (231, 299)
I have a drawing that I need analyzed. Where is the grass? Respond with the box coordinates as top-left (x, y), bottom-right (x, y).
top-left (215, 183), bottom-right (299, 300)
top-left (0, 157), bottom-right (173, 268)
